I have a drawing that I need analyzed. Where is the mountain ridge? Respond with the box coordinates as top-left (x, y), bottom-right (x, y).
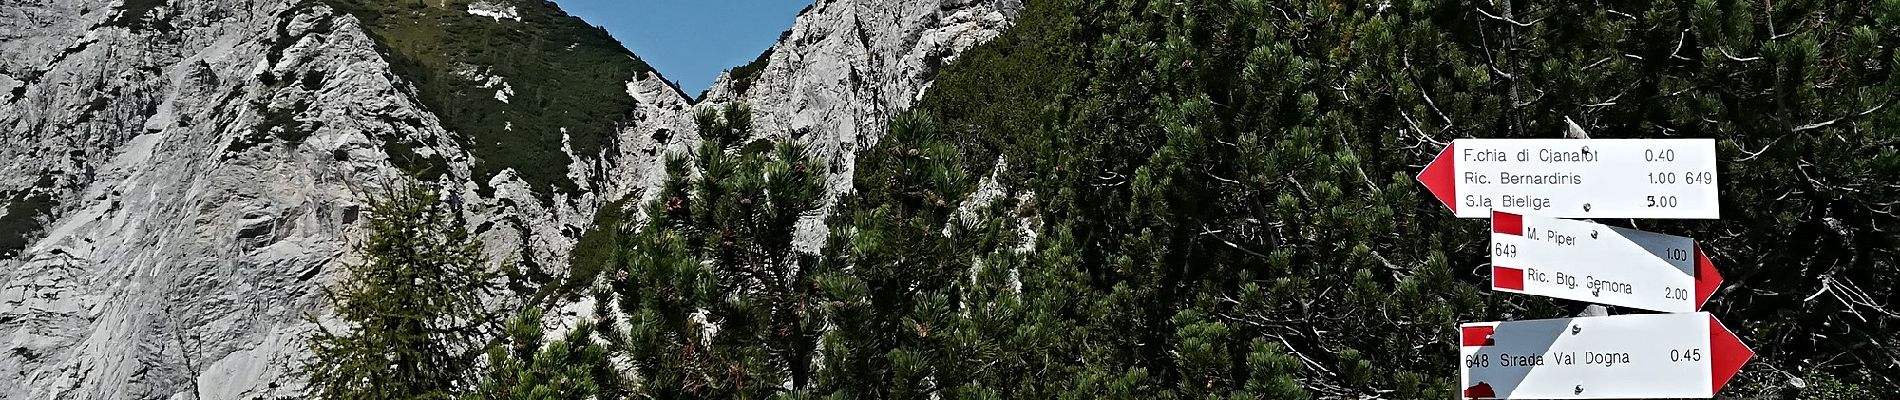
top-left (0, 0), bottom-right (1021, 397)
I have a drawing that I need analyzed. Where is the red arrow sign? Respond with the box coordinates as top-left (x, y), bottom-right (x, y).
top-left (1707, 314), bottom-right (1753, 395)
top-left (1460, 312), bottom-right (1754, 399)
top-left (1418, 142), bottom-right (1459, 213)
top-left (1695, 245), bottom-right (1722, 312)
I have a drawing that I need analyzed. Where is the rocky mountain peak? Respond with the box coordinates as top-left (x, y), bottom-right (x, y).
top-left (0, 0), bottom-right (1019, 397)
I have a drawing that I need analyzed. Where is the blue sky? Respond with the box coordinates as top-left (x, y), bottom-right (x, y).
top-left (555, 0), bottom-right (814, 96)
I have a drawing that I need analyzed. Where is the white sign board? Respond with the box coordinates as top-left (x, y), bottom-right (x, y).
top-left (1489, 211), bottom-right (1722, 313)
top-left (1460, 313), bottom-right (1752, 399)
top-left (1417, 139), bottom-right (1720, 219)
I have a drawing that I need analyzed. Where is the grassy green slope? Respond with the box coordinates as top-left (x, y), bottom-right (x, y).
top-left (325, 0), bottom-right (660, 197)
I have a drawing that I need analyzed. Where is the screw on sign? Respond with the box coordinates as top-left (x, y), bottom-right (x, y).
top-left (1458, 313), bottom-right (1752, 399)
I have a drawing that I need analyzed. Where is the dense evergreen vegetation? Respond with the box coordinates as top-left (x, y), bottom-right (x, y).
top-left (587, 0), bottom-right (1896, 397)
top-left (324, 0), bottom-right (660, 197)
top-left (900, 0), bottom-right (1899, 396)
top-left (594, 104), bottom-right (832, 397)
top-left (304, 0), bottom-right (1897, 397)
top-left (478, 309), bottom-right (617, 400)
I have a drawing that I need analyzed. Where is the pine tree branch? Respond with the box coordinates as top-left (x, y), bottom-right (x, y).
top-left (1670, 29), bottom-right (1692, 61)
top-left (1474, 7), bottom-right (1538, 27)
top-left (1400, 51), bottom-right (1456, 134)
top-left (1197, 222), bottom-right (1267, 259)
top-left (1203, 171), bottom-right (1238, 184)
top-left (1397, 109), bottom-right (1435, 147)
top-left (1717, 47), bottom-right (1762, 62)
top-left (1580, 56), bottom-right (1614, 71)
top-left (1737, 135), bottom-right (1788, 162)
top-left (1793, 103), bottom-right (1889, 132)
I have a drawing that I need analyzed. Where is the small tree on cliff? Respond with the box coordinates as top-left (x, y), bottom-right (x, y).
top-left (598, 103), bottom-right (830, 398)
top-left (303, 180), bottom-right (494, 400)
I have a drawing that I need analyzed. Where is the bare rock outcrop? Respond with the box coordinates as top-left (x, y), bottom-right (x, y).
top-left (0, 0), bottom-right (1020, 398)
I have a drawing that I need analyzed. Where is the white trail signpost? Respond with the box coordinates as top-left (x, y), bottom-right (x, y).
top-left (1418, 135), bottom-right (1754, 399)
top-left (1488, 211), bottom-right (1722, 313)
top-left (1417, 139), bottom-right (1720, 219)
top-left (1459, 312), bottom-right (1753, 399)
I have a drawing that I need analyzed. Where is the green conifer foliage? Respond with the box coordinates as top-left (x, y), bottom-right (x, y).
top-left (598, 104), bottom-right (828, 398)
top-left (477, 310), bottom-right (616, 400)
top-left (562, 0), bottom-right (1894, 397)
top-left (1240, 338), bottom-right (1310, 399)
top-left (303, 182), bottom-right (493, 400)
top-left (897, 0), bottom-right (1897, 397)
top-left (808, 112), bottom-right (988, 398)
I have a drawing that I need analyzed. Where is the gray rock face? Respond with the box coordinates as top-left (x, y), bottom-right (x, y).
top-left (689, 0), bottom-right (1022, 249)
top-left (0, 0), bottom-right (1020, 398)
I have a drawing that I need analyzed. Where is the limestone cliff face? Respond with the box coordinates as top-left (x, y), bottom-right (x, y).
top-left (0, 0), bottom-right (1019, 398)
top-left (687, 0), bottom-right (1023, 248)
top-left (0, 1), bottom-right (585, 397)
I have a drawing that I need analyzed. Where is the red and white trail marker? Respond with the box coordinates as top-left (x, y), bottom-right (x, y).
top-left (1460, 312), bottom-right (1753, 399)
top-left (1489, 211), bottom-right (1722, 313)
top-left (1417, 139), bottom-right (1720, 219)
